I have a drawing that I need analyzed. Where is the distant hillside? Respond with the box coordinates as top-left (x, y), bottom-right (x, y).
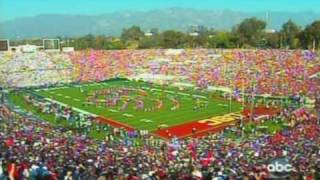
top-left (1, 8), bottom-right (320, 39)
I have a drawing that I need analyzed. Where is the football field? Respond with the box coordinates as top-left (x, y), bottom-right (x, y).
top-left (32, 79), bottom-right (242, 131)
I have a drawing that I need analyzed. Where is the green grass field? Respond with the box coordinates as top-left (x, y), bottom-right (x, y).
top-left (27, 79), bottom-right (242, 131)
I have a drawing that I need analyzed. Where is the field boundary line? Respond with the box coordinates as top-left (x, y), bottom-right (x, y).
top-left (44, 97), bottom-right (98, 117)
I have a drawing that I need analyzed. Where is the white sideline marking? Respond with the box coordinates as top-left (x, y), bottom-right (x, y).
top-left (123, 113), bottom-right (134, 117)
top-left (108, 109), bottom-right (119, 113)
top-left (39, 87), bottom-right (68, 91)
top-left (44, 98), bottom-right (98, 117)
top-left (140, 119), bottom-right (153, 123)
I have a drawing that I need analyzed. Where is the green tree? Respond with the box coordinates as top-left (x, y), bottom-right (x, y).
top-left (280, 20), bottom-right (301, 49)
top-left (208, 32), bottom-right (236, 48)
top-left (235, 18), bottom-right (266, 47)
top-left (160, 30), bottom-right (187, 48)
top-left (265, 32), bottom-right (280, 49)
top-left (299, 21), bottom-right (320, 49)
top-left (73, 34), bottom-right (95, 50)
top-left (121, 26), bottom-right (144, 42)
top-left (138, 35), bottom-right (160, 49)
top-left (105, 38), bottom-right (125, 50)
top-left (94, 35), bottom-right (107, 49)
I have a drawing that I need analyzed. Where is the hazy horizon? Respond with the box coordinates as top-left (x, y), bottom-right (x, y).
top-left (1, 0), bottom-right (320, 22)
top-left (2, 8), bottom-right (320, 23)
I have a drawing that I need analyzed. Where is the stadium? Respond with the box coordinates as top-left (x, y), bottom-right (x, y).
top-left (1, 1), bottom-right (320, 179)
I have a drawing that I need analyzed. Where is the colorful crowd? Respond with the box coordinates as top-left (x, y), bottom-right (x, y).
top-left (0, 49), bottom-right (320, 179)
top-left (0, 101), bottom-right (319, 179)
top-left (1, 49), bottom-right (320, 98)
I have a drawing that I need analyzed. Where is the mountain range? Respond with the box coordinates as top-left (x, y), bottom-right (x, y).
top-left (1, 8), bottom-right (320, 39)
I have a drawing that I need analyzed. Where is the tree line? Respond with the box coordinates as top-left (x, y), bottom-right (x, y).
top-left (12, 17), bottom-right (320, 50)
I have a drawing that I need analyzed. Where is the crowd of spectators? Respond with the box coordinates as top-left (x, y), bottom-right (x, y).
top-left (0, 103), bottom-right (319, 179)
top-left (0, 51), bottom-right (74, 88)
top-left (1, 49), bottom-right (319, 98)
top-left (0, 49), bottom-right (320, 179)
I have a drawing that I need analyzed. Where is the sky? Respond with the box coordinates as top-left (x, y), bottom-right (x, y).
top-left (1, 0), bottom-right (320, 22)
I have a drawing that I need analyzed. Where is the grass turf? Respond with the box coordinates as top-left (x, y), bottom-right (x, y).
top-left (30, 80), bottom-right (242, 131)
top-left (8, 79), bottom-right (286, 141)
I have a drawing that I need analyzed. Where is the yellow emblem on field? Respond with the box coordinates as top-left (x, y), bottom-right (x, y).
top-left (198, 113), bottom-right (241, 126)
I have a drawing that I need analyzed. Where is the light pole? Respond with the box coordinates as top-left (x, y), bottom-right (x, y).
top-left (189, 32), bottom-right (199, 48)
